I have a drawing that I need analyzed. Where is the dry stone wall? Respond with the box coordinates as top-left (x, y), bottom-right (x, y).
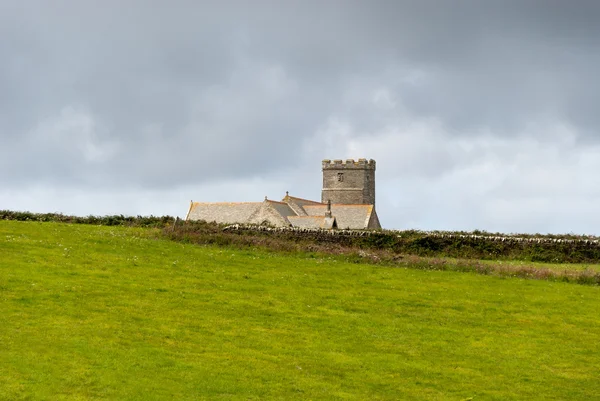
top-left (222, 224), bottom-right (600, 263)
top-left (223, 224), bottom-right (600, 245)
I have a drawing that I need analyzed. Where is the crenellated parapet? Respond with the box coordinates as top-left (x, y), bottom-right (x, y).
top-left (322, 158), bottom-right (376, 170)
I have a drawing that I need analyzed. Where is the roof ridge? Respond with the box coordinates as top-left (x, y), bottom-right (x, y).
top-left (286, 195), bottom-right (324, 204)
top-left (192, 201), bottom-right (261, 205)
top-left (304, 204), bottom-right (373, 207)
top-left (266, 200), bottom-right (289, 205)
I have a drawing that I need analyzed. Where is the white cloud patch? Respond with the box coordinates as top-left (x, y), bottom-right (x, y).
top-left (306, 84), bottom-right (600, 233)
top-left (33, 106), bottom-right (119, 163)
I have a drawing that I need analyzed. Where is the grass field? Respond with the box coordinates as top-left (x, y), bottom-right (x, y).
top-left (478, 258), bottom-right (600, 272)
top-left (1, 220), bottom-right (599, 400)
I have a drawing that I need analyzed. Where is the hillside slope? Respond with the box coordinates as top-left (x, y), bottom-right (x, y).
top-left (1, 221), bottom-right (599, 400)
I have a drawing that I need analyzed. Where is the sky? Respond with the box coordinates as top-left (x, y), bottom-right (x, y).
top-left (2, 0), bottom-right (600, 234)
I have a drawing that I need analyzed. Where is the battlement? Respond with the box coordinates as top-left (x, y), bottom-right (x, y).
top-left (322, 158), bottom-right (376, 170)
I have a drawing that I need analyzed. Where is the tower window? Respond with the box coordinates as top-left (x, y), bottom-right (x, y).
top-left (337, 173), bottom-right (344, 182)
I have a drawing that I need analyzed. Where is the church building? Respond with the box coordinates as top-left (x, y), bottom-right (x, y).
top-left (186, 159), bottom-right (381, 230)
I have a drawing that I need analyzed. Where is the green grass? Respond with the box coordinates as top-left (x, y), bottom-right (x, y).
top-left (1, 221), bottom-right (599, 400)
top-left (481, 259), bottom-right (600, 272)
top-left (431, 255), bottom-right (600, 273)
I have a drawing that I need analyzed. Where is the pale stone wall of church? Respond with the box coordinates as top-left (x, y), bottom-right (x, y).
top-left (321, 159), bottom-right (376, 205)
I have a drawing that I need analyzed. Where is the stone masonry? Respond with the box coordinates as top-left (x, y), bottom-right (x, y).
top-left (187, 158), bottom-right (381, 229)
top-left (321, 159), bottom-right (376, 205)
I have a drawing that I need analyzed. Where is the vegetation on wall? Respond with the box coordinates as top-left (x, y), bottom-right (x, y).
top-left (0, 210), bottom-right (174, 227)
top-left (2, 210), bottom-right (600, 285)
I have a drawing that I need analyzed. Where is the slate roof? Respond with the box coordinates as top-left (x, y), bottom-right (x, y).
top-left (282, 195), bottom-right (324, 206)
top-left (281, 194), bottom-right (323, 216)
top-left (186, 202), bottom-right (261, 224)
top-left (287, 216), bottom-right (337, 229)
top-left (186, 194), bottom-right (380, 230)
top-left (246, 200), bottom-right (296, 227)
top-left (267, 200), bottom-right (296, 221)
top-left (303, 204), bottom-right (375, 230)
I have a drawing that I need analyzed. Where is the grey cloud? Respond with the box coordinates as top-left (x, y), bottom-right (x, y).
top-left (1, 0), bottom-right (600, 232)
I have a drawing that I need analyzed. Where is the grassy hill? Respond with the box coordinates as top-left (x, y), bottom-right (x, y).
top-left (1, 220), bottom-right (599, 400)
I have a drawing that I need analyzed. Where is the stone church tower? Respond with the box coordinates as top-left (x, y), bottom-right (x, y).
top-left (321, 159), bottom-right (376, 205)
top-left (187, 157), bottom-right (381, 229)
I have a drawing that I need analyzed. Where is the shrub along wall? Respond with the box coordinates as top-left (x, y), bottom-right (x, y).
top-left (0, 210), bottom-right (175, 227)
top-left (209, 224), bottom-right (600, 264)
top-left (2, 210), bottom-right (600, 264)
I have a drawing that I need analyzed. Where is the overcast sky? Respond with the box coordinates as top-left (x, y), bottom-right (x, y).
top-left (2, 0), bottom-right (600, 234)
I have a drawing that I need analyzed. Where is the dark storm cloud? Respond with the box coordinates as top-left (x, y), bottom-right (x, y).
top-left (1, 0), bottom-right (600, 231)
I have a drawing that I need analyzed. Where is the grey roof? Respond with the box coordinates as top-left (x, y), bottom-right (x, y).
top-left (283, 199), bottom-right (308, 216)
top-left (267, 200), bottom-right (296, 221)
top-left (304, 204), bottom-right (374, 230)
top-left (288, 216), bottom-right (337, 229)
top-left (281, 194), bottom-right (324, 216)
top-left (282, 195), bottom-right (324, 207)
top-left (186, 202), bottom-right (261, 224)
top-left (246, 200), bottom-right (294, 227)
top-left (186, 196), bottom-right (378, 230)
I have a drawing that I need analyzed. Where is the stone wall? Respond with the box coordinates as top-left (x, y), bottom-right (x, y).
top-left (321, 159), bottom-right (376, 205)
